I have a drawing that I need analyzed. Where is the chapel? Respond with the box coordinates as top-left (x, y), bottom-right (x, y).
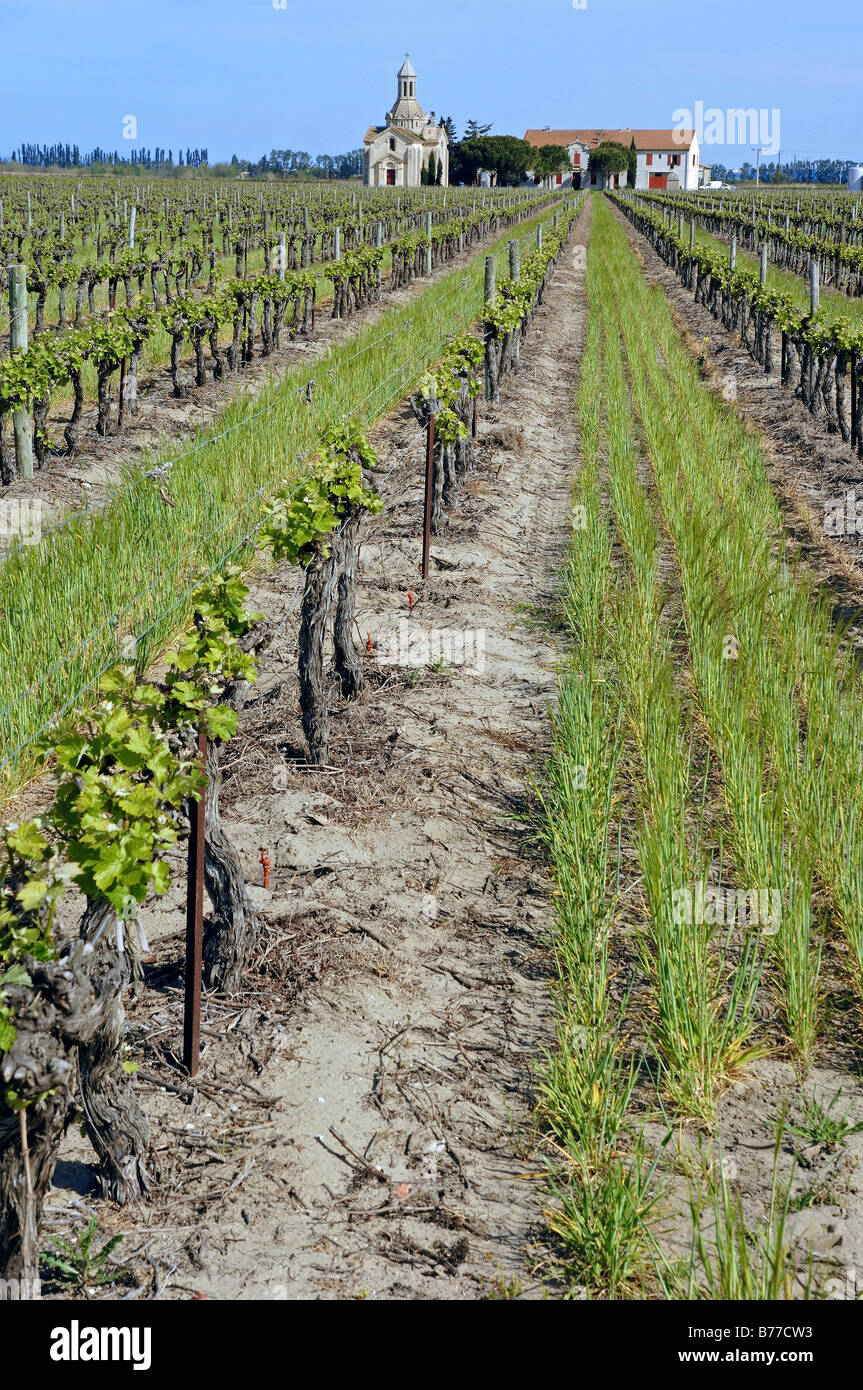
top-left (363, 56), bottom-right (449, 188)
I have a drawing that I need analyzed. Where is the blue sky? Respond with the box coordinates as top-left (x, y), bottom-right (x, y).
top-left (0, 0), bottom-right (859, 166)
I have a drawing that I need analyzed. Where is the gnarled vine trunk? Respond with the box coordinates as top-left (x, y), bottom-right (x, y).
top-left (201, 739), bottom-right (260, 993)
top-left (0, 944), bottom-right (105, 1290)
top-left (77, 898), bottom-right (151, 1204)
top-left (96, 366), bottom-right (113, 436)
top-left (298, 547), bottom-right (339, 765)
top-left (169, 334), bottom-right (187, 397)
top-left (33, 394), bottom-right (52, 466)
top-left (64, 369), bottom-right (85, 452)
top-left (332, 509), bottom-right (364, 700)
top-left (0, 412), bottom-right (14, 485)
top-left (201, 622), bottom-right (272, 992)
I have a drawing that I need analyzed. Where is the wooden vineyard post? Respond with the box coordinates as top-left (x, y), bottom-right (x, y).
top-left (483, 255), bottom-right (496, 402)
top-left (810, 259), bottom-right (820, 315)
top-left (183, 729), bottom-right (207, 1077)
top-left (302, 205), bottom-right (311, 267)
top-left (509, 238), bottom-right (523, 369)
top-left (421, 412), bottom-right (435, 580)
top-left (425, 211), bottom-right (433, 276)
top-left (852, 355), bottom-right (858, 450)
top-left (760, 243), bottom-right (768, 286)
top-left (808, 262), bottom-right (820, 408)
top-left (8, 264), bottom-right (34, 479)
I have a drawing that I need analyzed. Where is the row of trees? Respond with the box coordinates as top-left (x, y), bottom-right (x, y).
top-left (443, 125), bottom-right (570, 186)
top-left (420, 156), bottom-right (445, 186)
top-left (1, 146), bottom-right (361, 181)
top-left (709, 159), bottom-right (859, 185)
top-left (6, 145), bottom-right (209, 170)
top-left (585, 140), bottom-right (638, 187)
top-left (7, 139), bottom-right (858, 189)
top-left (234, 149), bottom-right (365, 179)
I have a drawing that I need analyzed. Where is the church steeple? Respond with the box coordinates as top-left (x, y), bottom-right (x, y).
top-left (386, 54), bottom-right (426, 133)
top-left (397, 54), bottom-right (417, 102)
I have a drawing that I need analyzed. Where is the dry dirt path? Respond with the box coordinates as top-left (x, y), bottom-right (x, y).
top-left (42, 203), bottom-right (591, 1301)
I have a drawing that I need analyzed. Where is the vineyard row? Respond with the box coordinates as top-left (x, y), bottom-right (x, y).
top-left (0, 201), bottom-right (581, 1292)
top-left (612, 192), bottom-right (863, 457)
top-left (0, 191), bottom-right (560, 481)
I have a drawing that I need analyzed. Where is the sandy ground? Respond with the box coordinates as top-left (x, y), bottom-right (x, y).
top-left (39, 206), bottom-right (590, 1301)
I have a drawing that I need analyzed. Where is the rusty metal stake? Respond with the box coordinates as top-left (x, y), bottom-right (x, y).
top-left (183, 728), bottom-right (207, 1077)
top-left (421, 413), bottom-right (435, 580)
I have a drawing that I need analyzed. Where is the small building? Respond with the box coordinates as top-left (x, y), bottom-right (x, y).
top-left (363, 55), bottom-right (449, 188)
top-left (523, 127), bottom-right (701, 191)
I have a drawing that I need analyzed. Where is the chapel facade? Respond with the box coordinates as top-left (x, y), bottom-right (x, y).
top-left (363, 56), bottom-right (449, 188)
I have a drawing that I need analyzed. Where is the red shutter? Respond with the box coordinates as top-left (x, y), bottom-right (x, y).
top-left (646, 152), bottom-right (653, 166)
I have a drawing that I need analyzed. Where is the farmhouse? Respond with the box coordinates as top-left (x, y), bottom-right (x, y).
top-left (363, 55), bottom-right (449, 188)
top-left (524, 128), bottom-right (701, 191)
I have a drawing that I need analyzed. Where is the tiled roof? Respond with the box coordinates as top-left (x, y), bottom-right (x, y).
top-left (524, 128), bottom-right (696, 151)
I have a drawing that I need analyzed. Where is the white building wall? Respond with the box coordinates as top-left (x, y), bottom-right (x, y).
top-left (634, 139), bottom-right (700, 190)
